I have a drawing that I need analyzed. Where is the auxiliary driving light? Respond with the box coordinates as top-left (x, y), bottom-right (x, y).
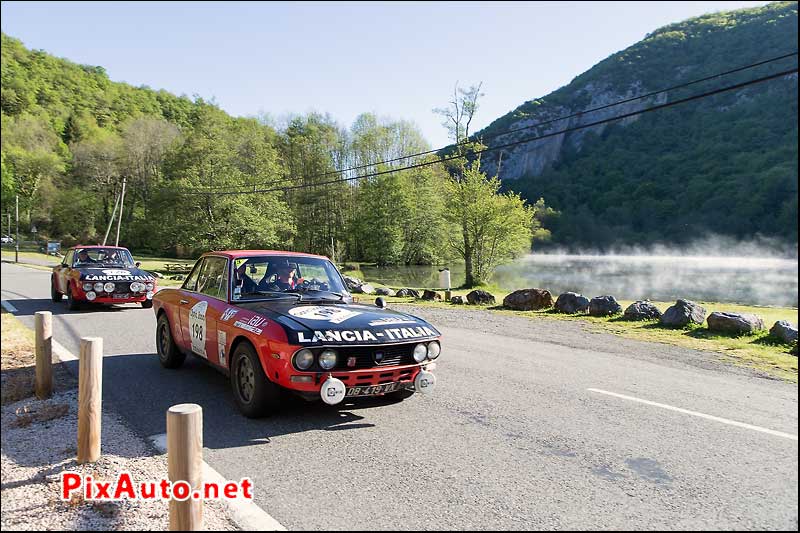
top-left (103, 282), bottom-right (115, 293)
top-left (93, 282), bottom-right (105, 293)
top-left (82, 282), bottom-right (93, 291)
top-left (85, 291), bottom-right (97, 301)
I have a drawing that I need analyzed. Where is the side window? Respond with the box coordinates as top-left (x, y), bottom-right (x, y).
top-left (182, 259), bottom-right (204, 292)
top-left (197, 257), bottom-right (228, 300)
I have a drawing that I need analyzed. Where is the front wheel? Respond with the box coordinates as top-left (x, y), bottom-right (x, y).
top-left (156, 313), bottom-right (185, 369)
top-left (230, 342), bottom-right (280, 418)
top-left (141, 300), bottom-right (153, 309)
top-left (51, 277), bottom-right (63, 302)
top-left (387, 387), bottom-right (416, 401)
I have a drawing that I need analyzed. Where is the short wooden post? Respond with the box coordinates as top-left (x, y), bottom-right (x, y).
top-left (168, 404), bottom-right (203, 531)
top-left (34, 311), bottom-right (53, 399)
top-left (444, 290), bottom-right (452, 301)
top-left (77, 337), bottom-right (103, 464)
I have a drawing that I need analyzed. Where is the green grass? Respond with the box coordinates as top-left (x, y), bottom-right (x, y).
top-left (375, 286), bottom-right (798, 382)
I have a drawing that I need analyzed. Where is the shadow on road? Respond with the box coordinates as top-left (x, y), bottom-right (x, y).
top-left (91, 353), bottom-right (383, 451)
top-left (3, 296), bottom-right (142, 317)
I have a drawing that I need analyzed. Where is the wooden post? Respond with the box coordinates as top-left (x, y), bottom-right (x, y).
top-left (168, 403), bottom-right (203, 531)
top-left (34, 311), bottom-right (53, 399)
top-left (77, 337), bottom-right (103, 464)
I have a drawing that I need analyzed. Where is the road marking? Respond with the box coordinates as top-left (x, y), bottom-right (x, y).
top-left (588, 388), bottom-right (798, 441)
top-left (1, 299), bottom-right (18, 312)
top-left (149, 433), bottom-right (286, 531)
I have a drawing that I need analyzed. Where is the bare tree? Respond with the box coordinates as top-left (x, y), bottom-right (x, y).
top-left (433, 82), bottom-right (484, 145)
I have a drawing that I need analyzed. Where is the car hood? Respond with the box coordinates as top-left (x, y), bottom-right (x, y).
top-left (234, 301), bottom-right (440, 346)
top-left (76, 266), bottom-right (156, 282)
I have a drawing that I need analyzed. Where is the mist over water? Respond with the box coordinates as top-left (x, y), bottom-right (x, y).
top-left (361, 237), bottom-right (799, 307)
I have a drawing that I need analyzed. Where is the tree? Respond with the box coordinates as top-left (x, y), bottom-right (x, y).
top-left (443, 161), bottom-right (533, 286)
top-left (433, 82), bottom-right (484, 145)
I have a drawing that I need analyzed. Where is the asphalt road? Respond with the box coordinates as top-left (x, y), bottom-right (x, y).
top-left (2, 262), bottom-right (797, 530)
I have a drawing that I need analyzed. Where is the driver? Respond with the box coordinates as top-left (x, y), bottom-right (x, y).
top-left (260, 259), bottom-right (302, 291)
top-left (76, 249), bottom-right (97, 264)
top-left (99, 249), bottom-right (119, 262)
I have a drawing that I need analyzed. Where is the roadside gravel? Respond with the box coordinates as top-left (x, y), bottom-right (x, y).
top-left (392, 303), bottom-right (779, 380)
top-left (1, 390), bottom-right (238, 531)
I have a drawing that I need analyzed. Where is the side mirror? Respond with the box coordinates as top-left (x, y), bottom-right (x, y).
top-left (249, 265), bottom-right (257, 274)
top-left (135, 262), bottom-right (141, 267)
top-left (375, 296), bottom-right (387, 309)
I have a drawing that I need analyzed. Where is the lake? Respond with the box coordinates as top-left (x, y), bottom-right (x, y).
top-left (361, 254), bottom-right (799, 307)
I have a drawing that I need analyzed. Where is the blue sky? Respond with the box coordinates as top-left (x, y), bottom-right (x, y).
top-left (1, 1), bottom-right (770, 148)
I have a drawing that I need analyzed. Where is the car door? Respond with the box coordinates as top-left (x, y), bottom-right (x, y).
top-left (177, 256), bottom-right (230, 367)
top-left (56, 250), bottom-right (75, 294)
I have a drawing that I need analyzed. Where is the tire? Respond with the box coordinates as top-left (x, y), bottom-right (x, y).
top-left (141, 300), bottom-right (153, 309)
top-left (156, 313), bottom-right (185, 369)
top-left (230, 342), bottom-right (281, 418)
top-left (66, 283), bottom-right (80, 311)
top-left (51, 277), bottom-right (63, 302)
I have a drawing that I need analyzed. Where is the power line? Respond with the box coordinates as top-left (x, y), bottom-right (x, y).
top-left (180, 51), bottom-right (798, 193)
top-left (177, 66), bottom-right (798, 197)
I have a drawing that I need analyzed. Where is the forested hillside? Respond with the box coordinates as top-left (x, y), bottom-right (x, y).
top-left (474, 1), bottom-right (798, 247)
top-left (2, 32), bottom-right (525, 265)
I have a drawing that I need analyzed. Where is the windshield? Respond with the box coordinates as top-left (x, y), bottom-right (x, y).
top-left (232, 255), bottom-right (347, 301)
top-left (73, 248), bottom-right (135, 267)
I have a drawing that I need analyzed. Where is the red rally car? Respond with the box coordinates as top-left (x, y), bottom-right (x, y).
top-left (152, 250), bottom-right (441, 417)
top-left (51, 245), bottom-right (157, 310)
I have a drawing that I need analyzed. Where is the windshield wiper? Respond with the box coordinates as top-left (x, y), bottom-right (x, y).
top-left (297, 289), bottom-right (345, 301)
top-left (249, 290), bottom-right (302, 301)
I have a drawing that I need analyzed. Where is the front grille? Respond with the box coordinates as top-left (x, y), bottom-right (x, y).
top-left (113, 282), bottom-right (131, 293)
top-left (335, 344), bottom-right (416, 370)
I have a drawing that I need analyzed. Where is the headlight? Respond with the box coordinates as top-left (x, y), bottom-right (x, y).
top-left (129, 282), bottom-right (141, 292)
top-left (82, 282), bottom-right (93, 291)
top-left (146, 291), bottom-right (154, 300)
top-left (86, 291), bottom-right (97, 301)
top-left (427, 341), bottom-right (441, 360)
top-left (103, 282), bottom-right (115, 293)
top-left (93, 282), bottom-right (105, 292)
top-left (146, 282), bottom-right (154, 291)
top-left (318, 349), bottom-right (337, 370)
top-left (413, 343), bottom-right (427, 363)
top-left (294, 349), bottom-right (314, 371)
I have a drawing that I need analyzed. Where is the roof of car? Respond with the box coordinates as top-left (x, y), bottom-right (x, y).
top-left (204, 250), bottom-right (330, 260)
top-left (71, 245), bottom-right (130, 250)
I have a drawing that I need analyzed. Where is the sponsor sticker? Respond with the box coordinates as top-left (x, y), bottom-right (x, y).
top-left (368, 316), bottom-right (418, 326)
top-left (189, 301), bottom-right (208, 358)
top-left (234, 315), bottom-right (267, 335)
top-left (288, 306), bottom-right (361, 324)
top-left (297, 326), bottom-right (437, 344)
top-left (221, 308), bottom-right (239, 322)
top-left (102, 269), bottom-right (131, 276)
top-left (217, 330), bottom-right (227, 366)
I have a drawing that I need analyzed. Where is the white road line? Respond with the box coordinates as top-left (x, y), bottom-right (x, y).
top-left (588, 388), bottom-right (798, 441)
top-left (1, 299), bottom-right (18, 312)
top-left (149, 433), bottom-right (286, 531)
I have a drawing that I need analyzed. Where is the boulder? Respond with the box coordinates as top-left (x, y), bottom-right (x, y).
top-left (503, 288), bottom-right (553, 311)
top-left (466, 290), bottom-right (496, 305)
top-left (770, 320), bottom-right (798, 344)
top-left (554, 292), bottom-right (590, 314)
top-left (624, 301), bottom-right (662, 321)
top-left (343, 275), bottom-right (362, 291)
top-left (375, 287), bottom-right (396, 297)
top-left (660, 299), bottom-right (706, 327)
top-left (707, 312), bottom-right (765, 335)
top-left (421, 290), bottom-right (442, 301)
top-left (396, 288), bottom-right (420, 298)
top-left (356, 283), bottom-right (375, 295)
top-left (450, 295), bottom-right (465, 305)
top-left (589, 295), bottom-right (623, 316)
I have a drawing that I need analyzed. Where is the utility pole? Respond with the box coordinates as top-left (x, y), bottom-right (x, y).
top-left (115, 177), bottom-right (127, 247)
top-left (103, 190), bottom-right (121, 246)
top-left (15, 194), bottom-right (19, 263)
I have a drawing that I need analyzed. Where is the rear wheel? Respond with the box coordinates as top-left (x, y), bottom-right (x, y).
top-left (51, 277), bottom-right (63, 302)
top-left (66, 284), bottom-right (80, 311)
top-left (157, 313), bottom-right (185, 369)
top-left (230, 342), bottom-right (280, 418)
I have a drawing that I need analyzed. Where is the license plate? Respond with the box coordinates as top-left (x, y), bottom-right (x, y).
top-left (346, 382), bottom-right (403, 397)
top-left (112, 293), bottom-right (130, 299)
